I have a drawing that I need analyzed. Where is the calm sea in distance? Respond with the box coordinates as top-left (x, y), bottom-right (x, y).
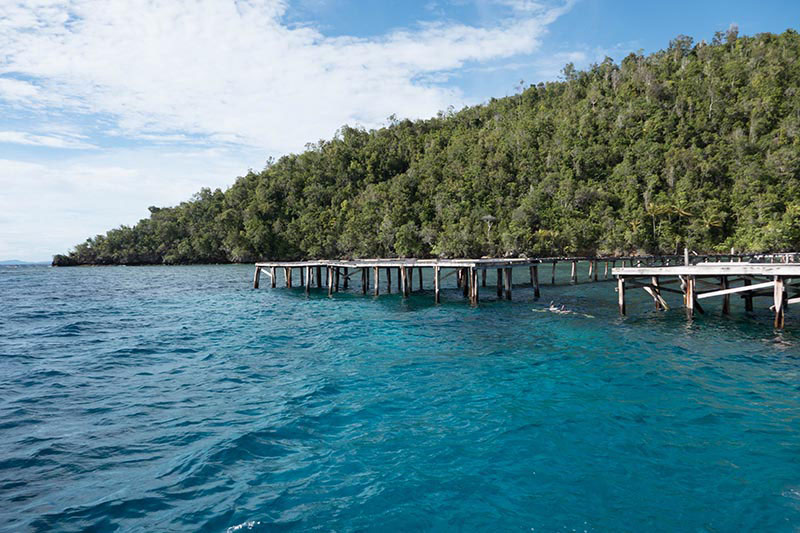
top-left (2, 263), bottom-right (800, 531)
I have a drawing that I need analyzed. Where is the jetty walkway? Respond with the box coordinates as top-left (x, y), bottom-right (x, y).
top-left (253, 252), bottom-right (798, 312)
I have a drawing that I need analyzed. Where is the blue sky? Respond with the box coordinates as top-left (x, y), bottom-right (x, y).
top-left (0, 0), bottom-right (798, 261)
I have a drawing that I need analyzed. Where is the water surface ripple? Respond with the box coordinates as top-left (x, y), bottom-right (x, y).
top-left (2, 264), bottom-right (800, 531)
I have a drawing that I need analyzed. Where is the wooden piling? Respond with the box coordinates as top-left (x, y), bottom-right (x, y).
top-left (271, 267), bottom-right (277, 288)
top-left (593, 260), bottom-right (598, 282)
top-left (497, 268), bottom-right (503, 297)
top-left (397, 267), bottom-right (401, 293)
top-left (408, 267), bottom-right (414, 293)
top-left (571, 261), bottom-right (577, 283)
top-left (362, 267), bottom-right (368, 294)
top-left (504, 268), bottom-right (512, 300)
top-left (588, 260), bottom-right (593, 281)
top-left (418, 267), bottom-right (423, 291)
top-left (721, 276), bottom-right (729, 315)
top-left (334, 267), bottom-right (340, 292)
top-left (286, 267), bottom-right (291, 288)
top-left (300, 267), bottom-right (305, 288)
top-left (434, 265), bottom-right (441, 304)
top-left (531, 265), bottom-right (540, 298)
top-left (374, 266), bottom-right (379, 296)
top-left (253, 267), bottom-right (261, 289)
top-left (327, 266), bottom-right (333, 296)
top-left (652, 276), bottom-right (661, 310)
top-left (743, 278), bottom-right (753, 312)
top-left (400, 266), bottom-right (409, 297)
top-left (386, 267), bottom-right (391, 293)
top-left (604, 261), bottom-right (609, 279)
top-left (343, 267), bottom-right (348, 290)
top-left (774, 276), bottom-right (785, 328)
top-left (482, 269), bottom-right (487, 288)
top-left (462, 268), bottom-right (469, 298)
top-left (552, 262), bottom-right (556, 284)
top-left (685, 276), bottom-right (695, 319)
top-left (304, 266), bottom-right (310, 293)
top-left (316, 266), bottom-right (321, 288)
top-left (617, 277), bottom-right (625, 315)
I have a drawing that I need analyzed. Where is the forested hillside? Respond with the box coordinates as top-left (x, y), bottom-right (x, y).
top-left (54, 29), bottom-right (800, 265)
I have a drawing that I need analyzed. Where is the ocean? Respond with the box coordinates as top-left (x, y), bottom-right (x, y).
top-left (2, 263), bottom-right (800, 531)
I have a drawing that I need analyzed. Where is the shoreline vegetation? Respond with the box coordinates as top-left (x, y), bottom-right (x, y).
top-left (54, 29), bottom-right (800, 267)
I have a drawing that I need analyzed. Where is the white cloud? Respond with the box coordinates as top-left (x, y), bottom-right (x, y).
top-left (0, 130), bottom-right (97, 149)
top-left (0, 0), bottom-right (570, 153)
top-left (0, 147), bottom-right (257, 261)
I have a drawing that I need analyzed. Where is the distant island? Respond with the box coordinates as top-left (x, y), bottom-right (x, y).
top-left (54, 29), bottom-right (800, 266)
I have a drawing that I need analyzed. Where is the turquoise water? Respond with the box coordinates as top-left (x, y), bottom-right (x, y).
top-left (2, 264), bottom-right (800, 531)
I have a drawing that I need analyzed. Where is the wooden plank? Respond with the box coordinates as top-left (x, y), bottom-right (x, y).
top-left (643, 286), bottom-right (669, 311)
top-left (696, 280), bottom-right (775, 299)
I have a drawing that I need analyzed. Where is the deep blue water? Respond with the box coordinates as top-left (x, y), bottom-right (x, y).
top-left (2, 264), bottom-right (800, 532)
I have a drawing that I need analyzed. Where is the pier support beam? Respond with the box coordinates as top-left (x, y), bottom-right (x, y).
top-left (327, 267), bottom-right (333, 296)
top-left (343, 267), bottom-right (348, 290)
top-left (408, 267), bottom-right (414, 293)
top-left (721, 276), bottom-right (729, 315)
top-left (434, 265), bottom-right (441, 304)
top-left (401, 266), bottom-right (409, 297)
top-left (271, 267), bottom-right (277, 288)
top-left (304, 266), bottom-right (310, 294)
top-left (334, 267), bottom-right (340, 292)
top-left (362, 267), bottom-right (368, 294)
top-left (571, 261), bottom-right (577, 284)
top-left (418, 267), bottom-right (423, 291)
top-left (497, 268), bottom-right (503, 298)
top-left (462, 268), bottom-right (469, 298)
top-left (386, 267), bottom-right (391, 293)
top-left (685, 276), bottom-right (696, 319)
top-left (552, 262), bottom-right (557, 285)
top-left (652, 276), bottom-right (661, 310)
top-left (374, 266), bottom-right (379, 296)
top-left (531, 265), bottom-right (540, 298)
top-left (316, 266), bottom-right (321, 288)
top-left (774, 276), bottom-right (785, 329)
top-left (504, 268), bottom-right (512, 300)
top-left (744, 278), bottom-right (754, 312)
top-left (253, 267), bottom-right (261, 289)
top-left (617, 277), bottom-right (625, 315)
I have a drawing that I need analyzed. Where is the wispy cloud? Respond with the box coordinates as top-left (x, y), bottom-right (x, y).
top-left (0, 0), bottom-right (572, 153)
top-left (0, 130), bottom-right (97, 149)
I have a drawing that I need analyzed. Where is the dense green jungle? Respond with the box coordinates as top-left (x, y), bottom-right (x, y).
top-left (54, 29), bottom-right (800, 265)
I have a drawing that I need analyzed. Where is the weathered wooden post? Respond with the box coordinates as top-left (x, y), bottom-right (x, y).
top-left (418, 267), bottom-right (423, 291)
top-left (316, 266), bottom-right (321, 288)
top-left (362, 267), bottom-right (367, 294)
top-left (531, 265), bottom-right (540, 298)
top-left (504, 267), bottom-right (512, 300)
top-left (434, 265), bottom-right (441, 304)
top-left (328, 267), bottom-right (333, 296)
top-left (652, 275), bottom-right (661, 310)
top-left (774, 276), bottom-right (785, 329)
top-left (334, 267), bottom-right (340, 292)
top-left (684, 248), bottom-right (689, 266)
top-left (593, 260), bottom-right (598, 282)
top-left (497, 269), bottom-right (503, 297)
top-left (469, 267), bottom-right (478, 305)
top-left (588, 260), bottom-right (594, 281)
top-left (397, 268), bottom-right (401, 292)
top-left (300, 267), bottom-right (305, 288)
top-left (386, 267), bottom-right (391, 293)
top-left (253, 266), bottom-right (261, 289)
top-left (271, 267), bottom-right (277, 288)
top-left (743, 278), bottom-right (753, 311)
top-left (721, 276), bottom-right (730, 314)
top-left (456, 269), bottom-right (462, 288)
top-left (570, 261), bottom-right (577, 283)
top-left (286, 267), bottom-right (292, 288)
top-left (400, 266), bottom-right (409, 297)
top-left (617, 277), bottom-right (625, 315)
top-left (304, 266), bottom-right (310, 294)
top-left (552, 262), bottom-right (556, 284)
top-left (343, 267), bottom-right (348, 290)
top-left (408, 267), bottom-right (414, 293)
top-left (482, 269), bottom-right (487, 288)
top-left (462, 268), bottom-right (469, 298)
top-left (374, 266), bottom-right (379, 296)
top-left (685, 276), bottom-right (695, 319)
top-left (604, 261), bottom-right (609, 280)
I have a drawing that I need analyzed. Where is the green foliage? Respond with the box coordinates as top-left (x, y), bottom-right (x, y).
top-left (55, 30), bottom-right (800, 265)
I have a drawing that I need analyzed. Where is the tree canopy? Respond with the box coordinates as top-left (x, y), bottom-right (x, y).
top-left (54, 29), bottom-right (800, 265)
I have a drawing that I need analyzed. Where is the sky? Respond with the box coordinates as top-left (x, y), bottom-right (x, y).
top-left (1, 0), bottom-right (798, 261)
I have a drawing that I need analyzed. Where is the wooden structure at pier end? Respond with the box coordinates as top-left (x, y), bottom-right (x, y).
top-left (613, 251), bottom-right (800, 328)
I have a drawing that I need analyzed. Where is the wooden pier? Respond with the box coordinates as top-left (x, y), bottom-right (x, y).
top-left (613, 260), bottom-right (800, 328)
top-left (252, 252), bottom-right (797, 311)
